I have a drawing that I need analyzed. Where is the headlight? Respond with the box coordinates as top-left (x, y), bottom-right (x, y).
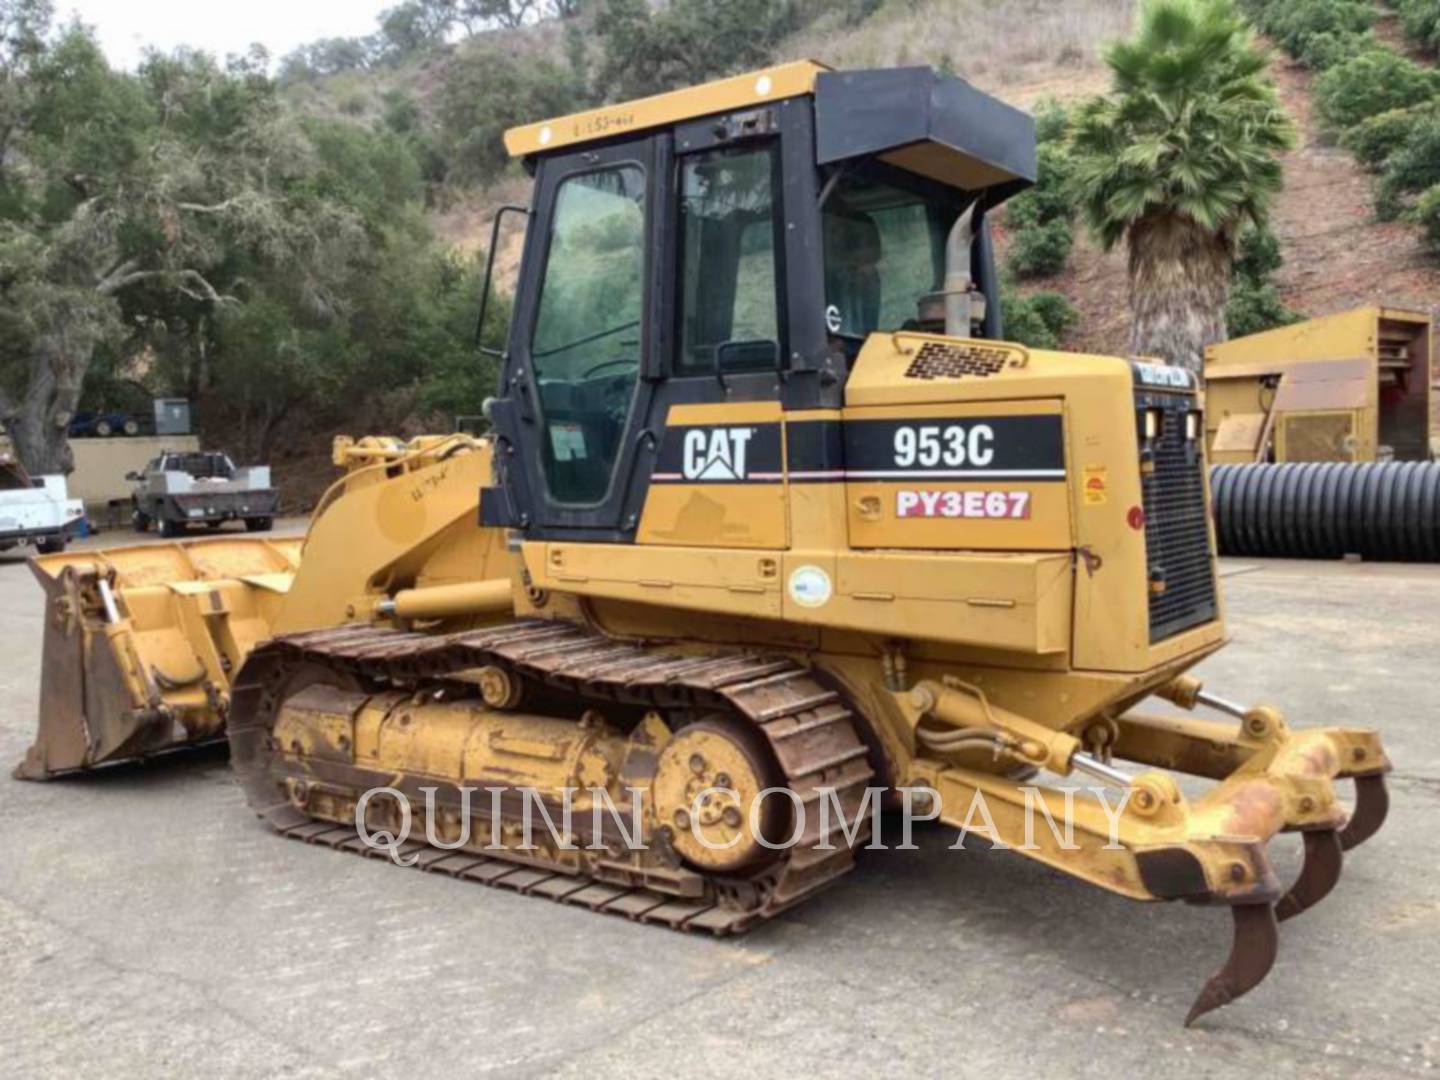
top-left (1185, 411), bottom-right (1201, 441)
top-left (1143, 409), bottom-right (1160, 440)
top-left (187, 508), bottom-right (203, 518)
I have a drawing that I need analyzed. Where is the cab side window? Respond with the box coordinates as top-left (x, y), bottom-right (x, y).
top-left (530, 165), bottom-right (647, 505)
top-left (674, 144), bottom-right (785, 377)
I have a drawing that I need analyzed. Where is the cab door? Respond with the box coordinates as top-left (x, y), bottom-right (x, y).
top-left (490, 135), bottom-right (665, 537)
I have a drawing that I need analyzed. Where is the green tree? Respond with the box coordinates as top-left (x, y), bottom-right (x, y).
top-left (594, 0), bottom-right (799, 101)
top-left (0, 14), bottom-right (169, 473)
top-left (0, 10), bottom-right (485, 473)
top-left (436, 44), bottom-right (587, 183)
top-left (1071, 0), bottom-right (1293, 372)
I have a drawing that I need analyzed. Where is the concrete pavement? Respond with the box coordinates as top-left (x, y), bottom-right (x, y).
top-left (1, 542), bottom-right (1437, 1078)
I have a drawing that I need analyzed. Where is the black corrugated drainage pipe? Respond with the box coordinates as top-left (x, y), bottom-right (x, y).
top-left (1210, 462), bottom-right (1440, 561)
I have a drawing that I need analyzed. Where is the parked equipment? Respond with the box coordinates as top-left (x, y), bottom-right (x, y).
top-left (68, 410), bottom-right (143, 438)
top-left (129, 450), bottom-right (279, 536)
top-left (1205, 306), bottom-right (1434, 465)
top-left (0, 430), bottom-right (83, 554)
top-left (16, 63), bottom-right (1391, 1027)
top-left (1205, 307), bottom-right (1439, 558)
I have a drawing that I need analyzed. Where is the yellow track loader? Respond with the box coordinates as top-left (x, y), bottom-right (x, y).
top-left (17, 62), bottom-right (1390, 1026)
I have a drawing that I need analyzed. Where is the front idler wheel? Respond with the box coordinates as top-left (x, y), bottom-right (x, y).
top-left (651, 717), bottom-right (787, 874)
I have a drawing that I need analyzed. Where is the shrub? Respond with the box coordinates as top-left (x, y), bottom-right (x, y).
top-left (1397, 0), bottom-right (1440, 54)
top-left (1411, 181), bottom-right (1440, 252)
top-left (1032, 98), bottom-right (1070, 144)
top-left (1227, 277), bottom-right (1301, 336)
top-left (1005, 140), bottom-right (1076, 278)
top-left (1003, 288), bottom-right (1078, 349)
top-left (1376, 113), bottom-right (1440, 217)
top-left (1027, 291), bottom-right (1079, 338)
top-left (1268, 0), bottom-right (1376, 56)
top-left (1006, 146), bottom-right (1074, 227)
top-left (1227, 224), bottom-right (1300, 337)
top-left (1238, 0), bottom-right (1283, 30)
top-left (1341, 104), bottom-right (1435, 169)
top-left (1030, 143), bottom-right (1076, 220)
top-left (1297, 28), bottom-right (1377, 69)
top-left (1007, 218), bottom-right (1074, 278)
top-left (1005, 193), bottom-right (1042, 231)
top-left (1234, 224), bottom-right (1284, 280)
top-left (1314, 49), bottom-right (1440, 132)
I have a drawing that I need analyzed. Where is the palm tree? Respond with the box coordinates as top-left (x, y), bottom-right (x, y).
top-left (1071, 0), bottom-right (1293, 372)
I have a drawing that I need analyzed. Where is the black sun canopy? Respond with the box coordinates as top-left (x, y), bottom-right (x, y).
top-left (814, 67), bottom-right (1037, 209)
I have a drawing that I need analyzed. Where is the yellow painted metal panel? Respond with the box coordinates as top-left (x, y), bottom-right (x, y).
top-left (1205, 306), bottom-right (1379, 369)
top-left (843, 332), bottom-right (1125, 407)
top-left (637, 399), bottom-right (788, 549)
top-left (531, 541), bottom-right (783, 619)
top-left (1203, 305), bottom-right (1435, 462)
top-left (841, 399), bottom-right (1071, 551)
top-left (504, 61), bottom-right (828, 158)
top-left (778, 550), bottom-right (1073, 653)
top-left (665, 401), bottom-right (783, 426)
top-left (637, 484), bottom-right (788, 548)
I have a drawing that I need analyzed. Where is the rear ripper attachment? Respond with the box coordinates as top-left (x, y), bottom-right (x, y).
top-left (901, 673), bottom-right (1393, 1026)
top-left (229, 621), bottom-right (877, 932)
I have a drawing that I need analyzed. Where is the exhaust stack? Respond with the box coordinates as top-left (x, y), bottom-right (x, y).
top-left (943, 204), bottom-right (976, 337)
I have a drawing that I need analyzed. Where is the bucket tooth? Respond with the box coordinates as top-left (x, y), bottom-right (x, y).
top-left (1184, 903), bottom-right (1279, 1027)
top-left (1275, 829), bottom-right (1343, 922)
top-left (1339, 774), bottom-right (1389, 852)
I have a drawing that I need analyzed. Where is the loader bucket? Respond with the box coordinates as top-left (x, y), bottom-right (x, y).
top-left (14, 536), bottom-right (301, 779)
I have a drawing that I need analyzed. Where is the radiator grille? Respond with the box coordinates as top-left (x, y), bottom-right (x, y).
top-left (904, 342), bottom-right (1021, 380)
top-left (1140, 394), bottom-right (1218, 642)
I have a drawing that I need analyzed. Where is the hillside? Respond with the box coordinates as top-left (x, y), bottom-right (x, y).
top-left (236, 0), bottom-right (1440, 491)
top-left (341, 0), bottom-right (1438, 363)
top-left (29, 0), bottom-right (1440, 517)
top-left (349, 0), bottom-right (1139, 298)
top-left (1062, 38), bottom-right (1440, 361)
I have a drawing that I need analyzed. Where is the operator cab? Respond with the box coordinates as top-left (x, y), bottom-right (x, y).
top-left (484, 62), bottom-right (1037, 537)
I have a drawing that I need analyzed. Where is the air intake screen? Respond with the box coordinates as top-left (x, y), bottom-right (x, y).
top-left (904, 342), bottom-right (1021, 380)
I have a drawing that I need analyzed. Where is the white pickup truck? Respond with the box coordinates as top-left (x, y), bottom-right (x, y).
top-left (129, 450), bottom-right (278, 537)
top-left (0, 438), bottom-right (84, 554)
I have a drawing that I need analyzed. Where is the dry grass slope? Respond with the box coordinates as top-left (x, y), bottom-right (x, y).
top-left (789, 0), bottom-right (1135, 101)
top-left (437, 0), bottom-right (1140, 279)
top-left (431, 2), bottom-right (1440, 375)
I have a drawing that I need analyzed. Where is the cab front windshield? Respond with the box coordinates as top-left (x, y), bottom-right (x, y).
top-left (822, 170), bottom-right (963, 347)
